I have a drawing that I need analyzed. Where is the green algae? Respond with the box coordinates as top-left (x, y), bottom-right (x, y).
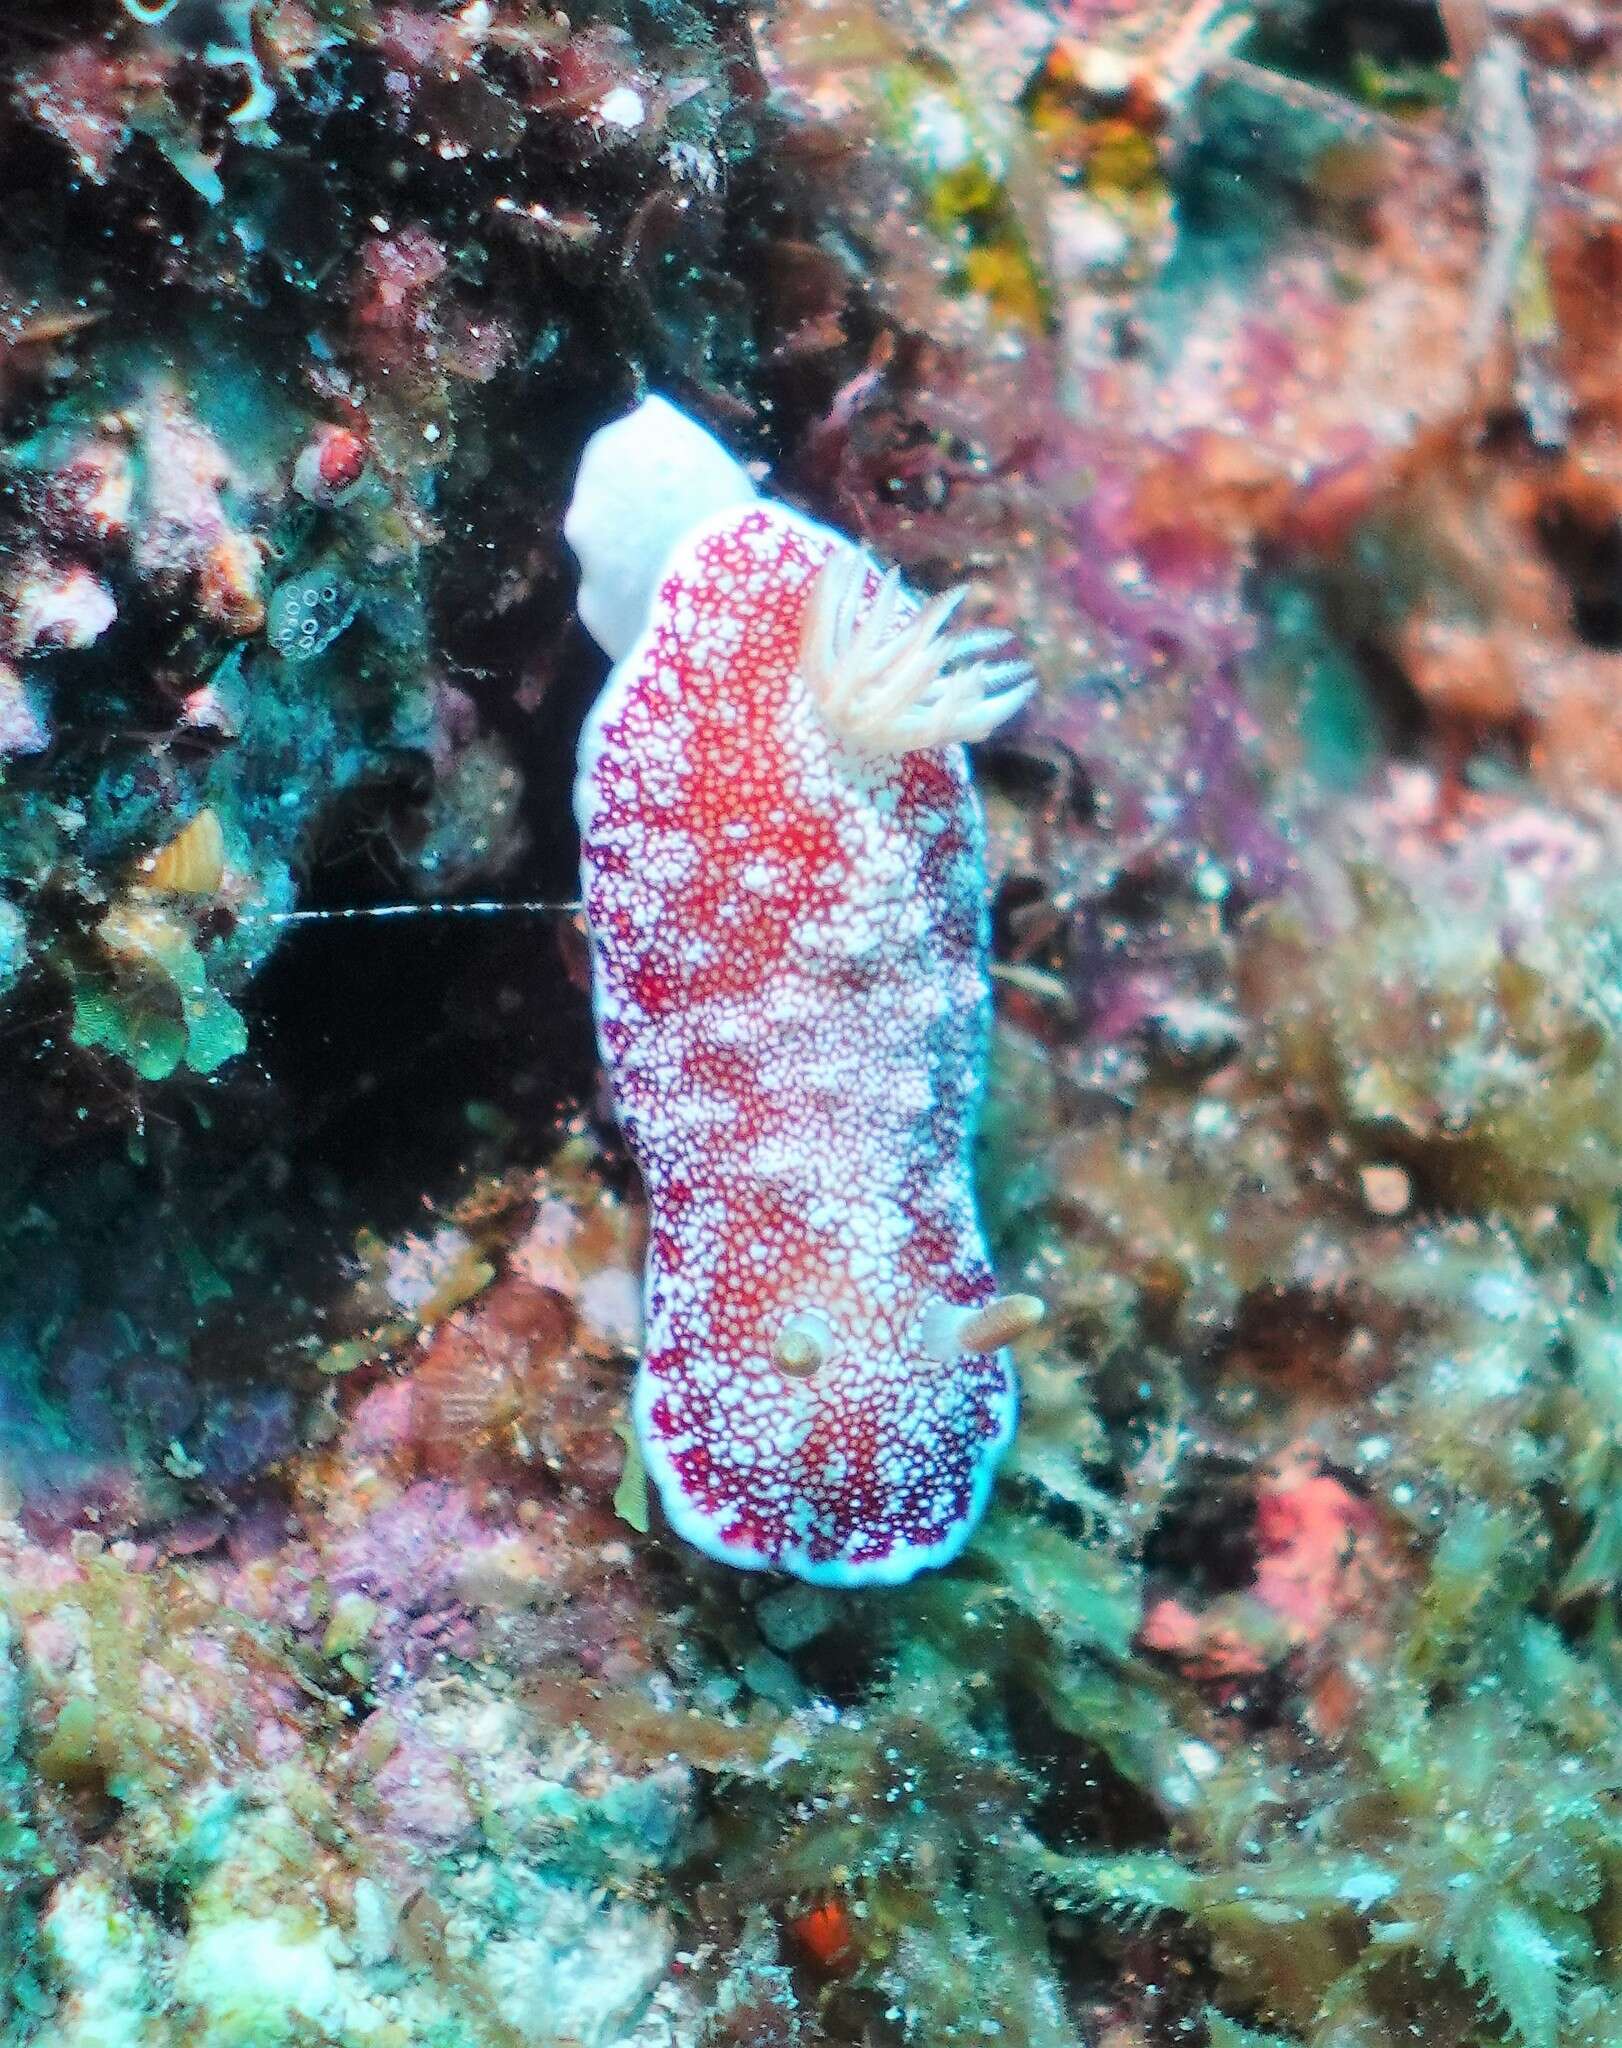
top-left (71, 905), bottom-right (249, 1082)
top-left (587, 819), bottom-right (1622, 2048)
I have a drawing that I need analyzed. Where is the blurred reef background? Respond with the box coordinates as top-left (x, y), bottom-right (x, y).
top-left (7, 0), bottom-right (1622, 2042)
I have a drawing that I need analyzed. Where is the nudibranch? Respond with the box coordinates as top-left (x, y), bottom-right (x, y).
top-left (566, 395), bottom-right (1041, 1586)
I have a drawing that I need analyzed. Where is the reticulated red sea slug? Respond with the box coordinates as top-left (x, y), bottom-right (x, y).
top-left (566, 396), bottom-right (1043, 1586)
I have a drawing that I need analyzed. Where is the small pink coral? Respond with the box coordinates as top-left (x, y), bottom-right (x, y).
top-left (1140, 1456), bottom-right (1395, 1719)
top-left (352, 229), bottom-right (447, 371)
top-left (293, 423), bottom-right (369, 506)
top-left (1251, 1462), bottom-right (1381, 1642)
top-left (8, 561), bottom-right (117, 654)
top-left (14, 44), bottom-right (149, 182)
top-left (40, 436), bottom-right (135, 548)
top-left (1138, 1596), bottom-right (1269, 1683)
top-left (0, 660), bottom-right (50, 755)
top-left (133, 384), bottom-right (264, 633)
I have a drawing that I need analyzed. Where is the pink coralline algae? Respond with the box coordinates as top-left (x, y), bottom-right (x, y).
top-left (569, 398), bottom-right (1041, 1585)
top-left (7, 561), bottom-right (117, 655)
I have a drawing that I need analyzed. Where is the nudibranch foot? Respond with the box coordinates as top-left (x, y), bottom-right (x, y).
top-left (800, 544), bottom-right (1035, 756)
top-left (567, 396), bottom-right (1038, 1587)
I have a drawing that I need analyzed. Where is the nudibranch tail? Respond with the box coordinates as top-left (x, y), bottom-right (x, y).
top-left (800, 544), bottom-right (1035, 756)
top-left (566, 394), bottom-right (1038, 1587)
